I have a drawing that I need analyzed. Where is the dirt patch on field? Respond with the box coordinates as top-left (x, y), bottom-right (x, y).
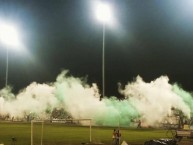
top-left (178, 140), bottom-right (193, 145)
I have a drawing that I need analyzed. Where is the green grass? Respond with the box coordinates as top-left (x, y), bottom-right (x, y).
top-left (0, 122), bottom-right (173, 145)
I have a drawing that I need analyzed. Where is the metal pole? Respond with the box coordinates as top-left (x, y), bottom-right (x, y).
top-left (5, 47), bottom-right (8, 87)
top-left (89, 119), bottom-right (92, 142)
top-left (41, 121), bottom-right (44, 145)
top-left (31, 121), bottom-right (33, 145)
top-left (101, 22), bottom-right (106, 100)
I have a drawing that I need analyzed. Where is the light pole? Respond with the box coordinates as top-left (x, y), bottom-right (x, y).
top-left (95, 1), bottom-right (112, 100)
top-left (5, 45), bottom-right (8, 87)
top-left (102, 21), bottom-right (105, 100)
top-left (0, 22), bottom-right (21, 88)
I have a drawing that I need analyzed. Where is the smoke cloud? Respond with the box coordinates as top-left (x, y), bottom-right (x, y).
top-left (0, 70), bottom-right (193, 127)
top-left (119, 76), bottom-right (192, 125)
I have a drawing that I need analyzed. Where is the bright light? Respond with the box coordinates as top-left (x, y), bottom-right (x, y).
top-left (0, 22), bottom-right (21, 49)
top-left (95, 2), bottom-right (112, 24)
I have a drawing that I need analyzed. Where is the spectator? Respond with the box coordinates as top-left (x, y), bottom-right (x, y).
top-left (112, 129), bottom-right (116, 145)
top-left (137, 120), bottom-right (141, 128)
top-left (115, 129), bottom-right (121, 145)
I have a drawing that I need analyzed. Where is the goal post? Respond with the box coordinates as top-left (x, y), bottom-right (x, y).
top-left (31, 120), bottom-right (44, 145)
top-left (31, 119), bottom-right (92, 145)
top-left (51, 118), bottom-right (92, 142)
top-left (74, 119), bottom-right (92, 142)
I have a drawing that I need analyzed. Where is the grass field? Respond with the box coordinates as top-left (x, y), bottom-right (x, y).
top-left (0, 121), bottom-right (173, 145)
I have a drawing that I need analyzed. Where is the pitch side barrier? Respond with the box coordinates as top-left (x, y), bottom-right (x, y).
top-left (175, 125), bottom-right (193, 142)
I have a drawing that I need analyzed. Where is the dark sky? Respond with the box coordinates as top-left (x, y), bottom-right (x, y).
top-left (0, 0), bottom-right (193, 97)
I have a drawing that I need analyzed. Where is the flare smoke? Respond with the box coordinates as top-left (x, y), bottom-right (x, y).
top-left (0, 70), bottom-right (193, 126)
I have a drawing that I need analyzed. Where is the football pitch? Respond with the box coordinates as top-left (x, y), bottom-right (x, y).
top-left (0, 121), bottom-right (172, 145)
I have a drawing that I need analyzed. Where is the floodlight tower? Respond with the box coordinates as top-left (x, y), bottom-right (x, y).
top-left (0, 22), bottom-right (21, 88)
top-left (95, 1), bottom-right (112, 100)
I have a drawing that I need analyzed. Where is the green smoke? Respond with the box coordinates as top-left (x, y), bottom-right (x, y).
top-left (54, 71), bottom-right (140, 126)
top-left (172, 83), bottom-right (193, 116)
top-left (93, 97), bottom-right (139, 126)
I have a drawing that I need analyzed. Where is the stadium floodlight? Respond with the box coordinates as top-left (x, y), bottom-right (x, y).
top-left (0, 22), bottom-right (21, 48)
top-left (95, 2), bottom-right (112, 24)
top-left (0, 21), bottom-right (22, 87)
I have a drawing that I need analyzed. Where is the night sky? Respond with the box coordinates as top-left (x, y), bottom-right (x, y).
top-left (0, 0), bottom-right (193, 97)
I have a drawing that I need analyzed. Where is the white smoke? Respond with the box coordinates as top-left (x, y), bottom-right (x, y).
top-left (0, 70), bottom-right (105, 123)
top-left (0, 82), bottom-right (57, 119)
top-left (0, 71), bottom-right (192, 127)
top-left (119, 75), bottom-right (191, 125)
